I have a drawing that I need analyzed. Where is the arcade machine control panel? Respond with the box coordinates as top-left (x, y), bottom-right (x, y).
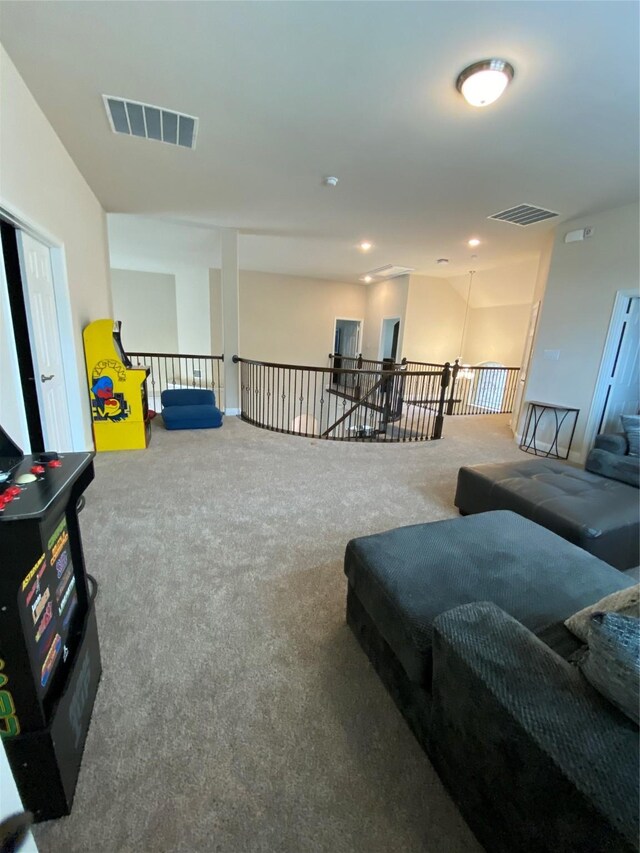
top-left (0, 451), bottom-right (86, 520)
top-left (0, 425), bottom-right (102, 821)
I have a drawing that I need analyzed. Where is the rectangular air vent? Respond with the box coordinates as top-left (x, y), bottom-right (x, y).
top-left (488, 204), bottom-right (559, 226)
top-left (103, 96), bottom-right (198, 149)
top-left (362, 265), bottom-right (415, 282)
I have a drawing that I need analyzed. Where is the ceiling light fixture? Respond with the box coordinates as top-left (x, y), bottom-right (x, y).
top-left (456, 59), bottom-right (514, 107)
top-left (361, 275), bottom-right (373, 283)
top-left (468, 238), bottom-right (481, 247)
top-left (359, 241), bottom-right (373, 252)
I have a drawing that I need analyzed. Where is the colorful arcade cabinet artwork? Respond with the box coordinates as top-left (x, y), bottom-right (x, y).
top-left (83, 319), bottom-right (151, 451)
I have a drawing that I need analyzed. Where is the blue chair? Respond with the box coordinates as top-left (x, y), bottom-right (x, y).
top-left (160, 389), bottom-right (223, 430)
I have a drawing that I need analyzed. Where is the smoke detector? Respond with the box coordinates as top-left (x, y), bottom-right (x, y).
top-left (437, 258), bottom-right (449, 265)
top-left (322, 176), bottom-right (339, 187)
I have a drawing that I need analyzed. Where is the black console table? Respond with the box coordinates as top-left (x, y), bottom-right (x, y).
top-left (520, 401), bottom-right (580, 460)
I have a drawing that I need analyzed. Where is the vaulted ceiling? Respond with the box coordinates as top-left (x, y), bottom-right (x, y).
top-left (1, 1), bottom-right (638, 281)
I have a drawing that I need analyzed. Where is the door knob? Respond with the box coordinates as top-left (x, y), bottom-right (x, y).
top-left (41, 374), bottom-right (55, 382)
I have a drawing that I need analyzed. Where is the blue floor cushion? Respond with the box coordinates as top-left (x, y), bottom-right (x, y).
top-left (161, 389), bottom-right (223, 430)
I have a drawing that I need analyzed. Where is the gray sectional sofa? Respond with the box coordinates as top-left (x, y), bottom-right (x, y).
top-left (345, 510), bottom-right (639, 853)
top-left (454, 433), bottom-right (639, 570)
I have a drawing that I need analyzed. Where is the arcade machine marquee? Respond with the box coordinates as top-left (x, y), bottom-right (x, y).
top-left (0, 424), bottom-right (101, 821)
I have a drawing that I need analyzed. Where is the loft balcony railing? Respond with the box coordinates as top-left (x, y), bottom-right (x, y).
top-left (233, 355), bottom-right (451, 442)
top-left (403, 359), bottom-right (520, 415)
top-left (128, 352), bottom-right (224, 411)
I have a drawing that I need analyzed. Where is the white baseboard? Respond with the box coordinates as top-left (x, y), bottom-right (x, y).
top-left (514, 431), bottom-right (582, 465)
top-left (224, 408), bottom-right (241, 416)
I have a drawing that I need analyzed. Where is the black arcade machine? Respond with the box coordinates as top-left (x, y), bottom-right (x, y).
top-left (0, 423), bottom-right (101, 821)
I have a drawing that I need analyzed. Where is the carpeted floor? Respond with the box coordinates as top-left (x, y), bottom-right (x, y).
top-left (33, 414), bottom-right (525, 853)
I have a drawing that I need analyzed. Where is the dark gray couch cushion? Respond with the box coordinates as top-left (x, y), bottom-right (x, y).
top-left (344, 511), bottom-right (633, 687)
top-left (455, 458), bottom-right (639, 570)
top-left (585, 447), bottom-right (639, 488)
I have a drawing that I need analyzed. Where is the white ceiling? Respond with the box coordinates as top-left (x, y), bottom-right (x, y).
top-left (1, 1), bottom-right (638, 281)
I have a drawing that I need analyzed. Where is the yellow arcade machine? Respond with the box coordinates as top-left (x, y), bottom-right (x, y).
top-left (83, 319), bottom-right (151, 451)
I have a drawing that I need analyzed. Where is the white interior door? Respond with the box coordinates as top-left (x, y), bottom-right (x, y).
top-left (334, 319), bottom-right (361, 358)
top-left (343, 322), bottom-right (360, 358)
top-left (17, 231), bottom-right (73, 452)
top-left (599, 296), bottom-right (639, 434)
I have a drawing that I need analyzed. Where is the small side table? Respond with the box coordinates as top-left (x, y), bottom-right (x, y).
top-left (520, 401), bottom-right (580, 460)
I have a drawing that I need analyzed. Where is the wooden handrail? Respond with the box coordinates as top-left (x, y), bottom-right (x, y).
top-left (232, 355), bottom-right (439, 377)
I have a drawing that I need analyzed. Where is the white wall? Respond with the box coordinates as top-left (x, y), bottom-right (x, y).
top-left (361, 276), bottom-right (409, 361)
top-left (523, 202), bottom-right (640, 459)
top-left (403, 275), bottom-right (466, 364)
top-left (239, 271), bottom-right (366, 365)
top-left (0, 46), bottom-right (112, 450)
top-left (110, 268), bottom-right (179, 352)
top-left (175, 267), bottom-right (211, 354)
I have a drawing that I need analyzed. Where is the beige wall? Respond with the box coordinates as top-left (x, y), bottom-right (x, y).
top-left (463, 303), bottom-right (531, 366)
top-left (110, 268), bottom-right (178, 352)
top-left (361, 276), bottom-right (409, 361)
top-left (0, 46), bottom-right (112, 450)
top-left (239, 270), bottom-right (366, 365)
top-left (403, 275), bottom-right (466, 364)
top-left (449, 258), bottom-right (537, 367)
top-left (448, 259), bottom-right (538, 309)
top-left (209, 268), bottom-right (224, 356)
top-left (523, 202), bottom-right (640, 460)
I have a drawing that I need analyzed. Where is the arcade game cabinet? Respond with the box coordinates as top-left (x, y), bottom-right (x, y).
top-left (83, 319), bottom-right (151, 451)
top-left (0, 424), bottom-right (101, 821)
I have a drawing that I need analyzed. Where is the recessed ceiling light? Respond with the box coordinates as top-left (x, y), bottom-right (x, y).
top-left (468, 238), bottom-right (481, 247)
top-left (361, 275), bottom-right (373, 283)
top-left (322, 176), bottom-right (339, 187)
top-left (437, 258), bottom-right (449, 265)
top-left (359, 241), bottom-right (373, 252)
top-left (456, 59), bottom-right (514, 108)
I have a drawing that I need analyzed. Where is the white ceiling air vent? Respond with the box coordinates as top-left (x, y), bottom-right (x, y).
top-left (362, 265), bottom-right (415, 282)
top-left (103, 96), bottom-right (198, 149)
top-left (488, 204), bottom-right (559, 226)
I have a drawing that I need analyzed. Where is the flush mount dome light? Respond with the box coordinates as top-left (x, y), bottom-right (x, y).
top-left (456, 59), bottom-right (514, 107)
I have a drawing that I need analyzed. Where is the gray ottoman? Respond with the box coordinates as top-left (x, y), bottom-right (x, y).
top-left (454, 459), bottom-right (639, 570)
top-left (344, 510), bottom-right (633, 689)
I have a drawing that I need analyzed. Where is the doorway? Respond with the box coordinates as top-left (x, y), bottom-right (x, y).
top-left (332, 318), bottom-right (362, 390)
top-left (333, 318), bottom-right (362, 359)
top-left (585, 292), bottom-right (639, 449)
top-left (379, 317), bottom-right (400, 361)
top-left (595, 296), bottom-right (640, 435)
top-left (333, 317), bottom-right (362, 358)
top-left (1, 216), bottom-right (79, 453)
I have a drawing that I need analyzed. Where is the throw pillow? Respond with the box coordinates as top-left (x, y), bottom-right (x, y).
top-left (579, 612), bottom-right (640, 725)
top-left (565, 584), bottom-right (640, 642)
top-left (620, 413), bottom-right (640, 457)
